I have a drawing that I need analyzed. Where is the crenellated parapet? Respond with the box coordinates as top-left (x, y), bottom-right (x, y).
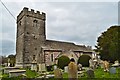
top-left (17, 7), bottom-right (46, 22)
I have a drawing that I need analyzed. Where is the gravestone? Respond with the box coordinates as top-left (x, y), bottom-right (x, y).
top-left (86, 69), bottom-right (94, 78)
top-left (7, 58), bottom-right (10, 67)
top-left (68, 61), bottom-right (78, 78)
top-left (54, 65), bottom-right (57, 70)
top-left (102, 60), bottom-right (109, 72)
top-left (38, 63), bottom-right (46, 72)
top-left (4, 67), bottom-right (20, 74)
top-left (109, 67), bottom-right (116, 74)
top-left (89, 59), bottom-right (94, 69)
top-left (9, 70), bottom-right (26, 77)
top-left (64, 66), bottom-right (68, 73)
top-left (31, 60), bottom-right (37, 71)
top-left (112, 60), bottom-right (120, 67)
top-left (54, 68), bottom-right (62, 78)
top-left (78, 64), bottom-right (82, 71)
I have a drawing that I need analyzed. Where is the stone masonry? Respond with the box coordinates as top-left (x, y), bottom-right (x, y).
top-left (16, 7), bottom-right (93, 68)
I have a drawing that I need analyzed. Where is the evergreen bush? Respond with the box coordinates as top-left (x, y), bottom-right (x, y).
top-left (78, 55), bottom-right (91, 67)
top-left (57, 56), bottom-right (70, 69)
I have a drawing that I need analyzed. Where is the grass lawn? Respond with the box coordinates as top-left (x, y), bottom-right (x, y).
top-left (94, 67), bottom-right (120, 78)
top-left (62, 67), bottom-right (120, 78)
top-left (25, 69), bottom-right (38, 78)
top-left (1, 67), bottom-right (120, 79)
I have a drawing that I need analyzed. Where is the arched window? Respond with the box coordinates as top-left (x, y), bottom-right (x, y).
top-left (33, 20), bottom-right (38, 28)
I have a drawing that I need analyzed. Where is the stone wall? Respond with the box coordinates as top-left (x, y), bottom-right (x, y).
top-left (16, 7), bottom-right (93, 68)
top-left (16, 7), bottom-right (46, 67)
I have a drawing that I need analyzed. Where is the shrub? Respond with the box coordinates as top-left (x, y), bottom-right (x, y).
top-left (78, 55), bottom-right (91, 67)
top-left (57, 56), bottom-right (70, 69)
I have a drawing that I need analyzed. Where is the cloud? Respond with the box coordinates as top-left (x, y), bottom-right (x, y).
top-left (2, 0), bottom-right (120, 2)
top-left (1, 39), bottom-right (15, 56)
top-left (1, 2), bottom-right (118, 55)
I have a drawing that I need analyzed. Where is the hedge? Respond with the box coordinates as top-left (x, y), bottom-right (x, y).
top-left (57, 56), bottom-right (70, 69)
top-left (78, 55), bottom-right (91, 67)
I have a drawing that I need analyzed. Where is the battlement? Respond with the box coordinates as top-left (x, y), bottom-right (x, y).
top-left (17, 7), bottom-right (46, 22)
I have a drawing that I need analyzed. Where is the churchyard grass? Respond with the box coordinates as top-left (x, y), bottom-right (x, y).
top-left (1, 67), bottom-right (120, 79)
top-left (25, 69), bottom-right (38, 78)
top-left (62, 67), bottom-right (120, 78)
top-left (84, 67), bottom-right (120, 78)
top-left (62, 72), bottom-right (68, 78)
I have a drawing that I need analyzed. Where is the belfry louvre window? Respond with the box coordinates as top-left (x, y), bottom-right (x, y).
top-left (33, 20), bottom-right (37, 27)
top-left (33, 20), bottom-right (37, 23)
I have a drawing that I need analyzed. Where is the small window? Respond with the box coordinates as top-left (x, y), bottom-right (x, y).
top-left (33, 20), bottom-right (37, 23)
top-left (33, 36), bottom-right (37, 39)
top-left (33, 55), bottom-right (35, 60)
top-left (35, 48), bottom-right (37, 50)
top-left (27, 32), bottom-right (29, 34)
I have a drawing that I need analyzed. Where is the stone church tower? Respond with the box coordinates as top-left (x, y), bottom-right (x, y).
top-left (16, 7), bottom-right (93, 68)
top-left (16, 7), bottom-right (46, 67)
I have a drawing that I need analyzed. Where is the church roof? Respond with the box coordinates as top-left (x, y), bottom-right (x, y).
top-left (43, 39), bottom-right (92, 52)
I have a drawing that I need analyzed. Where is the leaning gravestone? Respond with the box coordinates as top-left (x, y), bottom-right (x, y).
top-left (109, 67), bottom-right (116, 74)
top-left (54, 68), bottom-right (62, 78)
top-left (86, 69), bottom-right (94, 78)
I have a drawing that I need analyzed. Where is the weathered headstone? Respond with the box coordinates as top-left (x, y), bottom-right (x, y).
top-left (9, 70), bottom-right (26, 77)
top-left (89, 59), bottom-right (94, 69)
top-left (102, 60), bottom-right (109, 72)
top-left (54, 65), bottom-right (57, 70)
top-left (100, 60), bottom-right (104, 68)
top-left (7, 58), bottom-right (10, 67)
top-left (54, 68), bottom-right (62, 78)
top-left (31, 60), bottom-right (37, 71)
top-left (86, 69), bottom-right (94, 78)
top-left (112, 60), bottom-right (120, 67)
top-left (109, 67), bottom-right (116, 74)
top-left (64, 66), bottom-right (68, 72)
top-left (4, 67), bottom-right (20, 74)
top-left (68, 58), bottom-right (78, 78)
top-left (93, 59), bottom-right (98, 69)
top-left (38, 63), bottom-right (46, 72)
top-left (78, 64), bottom-right (82, 71)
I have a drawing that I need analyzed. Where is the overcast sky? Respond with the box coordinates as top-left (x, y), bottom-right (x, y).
top-left (0, 0), bottom-right (119, 56)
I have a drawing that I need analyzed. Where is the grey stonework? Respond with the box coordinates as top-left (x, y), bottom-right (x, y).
top-left (16, 7), bottom-right (92, 68)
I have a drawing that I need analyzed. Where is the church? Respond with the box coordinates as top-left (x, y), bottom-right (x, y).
top-left (16, 7), bottom-right (93, 68)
